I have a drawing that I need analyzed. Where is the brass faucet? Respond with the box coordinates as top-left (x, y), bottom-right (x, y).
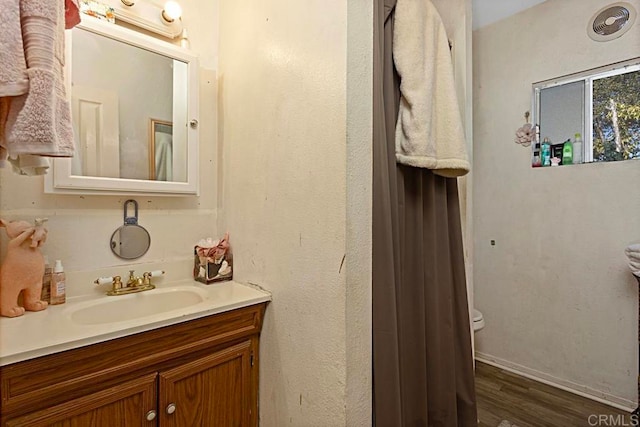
top-left (127, 270), bottom-right (144, 287)
top-left (95, 270), bottom-right (164, 296)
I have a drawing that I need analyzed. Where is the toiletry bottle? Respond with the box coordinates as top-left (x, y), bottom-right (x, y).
top-left (541, 137), bottom-right (551, 166)
top-left (51, 260), bottom-right (66, 305)
top-left (552, 143), bottom-right (564, 165)
top-left (532, 140), bottom-right (541, 167)
top-left (573, 133), bottom-right (583, 164)
top-left (562, 138), bottom-right (573, 165)
top-left (41, 256), bottom-right (52, 304)
top-left (532, 150), bottom-right (541, 167)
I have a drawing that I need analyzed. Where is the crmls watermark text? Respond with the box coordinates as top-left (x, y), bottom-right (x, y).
top-left (588, 414), bottom-right (640, 426)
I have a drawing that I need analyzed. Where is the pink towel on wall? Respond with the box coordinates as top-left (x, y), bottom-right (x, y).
top-left (65, 0), bottom-right (81, 29)
top-left (0, 0), bottom-right (29, 98)
top-left (2, 0), bottom-right (75, 160)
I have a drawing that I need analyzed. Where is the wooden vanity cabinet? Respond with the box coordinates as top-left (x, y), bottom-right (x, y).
top-left (0, 303), bottom-right (266, 427)
top-left (5, 374), bottom-right (158, 427)
top-left (159, 340), bottom-right (253, 426)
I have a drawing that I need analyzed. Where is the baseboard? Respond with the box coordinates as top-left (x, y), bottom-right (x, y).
top-left (475, 352), bottom-right (636, 412)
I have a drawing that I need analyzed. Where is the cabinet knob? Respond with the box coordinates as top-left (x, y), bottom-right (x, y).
top-left (146, 410), bottom-right (157, 421)
top-left (166, 403), bottom-right (177, 415)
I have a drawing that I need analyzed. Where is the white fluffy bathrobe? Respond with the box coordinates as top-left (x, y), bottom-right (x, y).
top-left (394, 0), bottom-right (469, 177)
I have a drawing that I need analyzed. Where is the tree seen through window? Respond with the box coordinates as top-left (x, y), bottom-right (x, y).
top-left (592, 70), bottom-right (640, 162)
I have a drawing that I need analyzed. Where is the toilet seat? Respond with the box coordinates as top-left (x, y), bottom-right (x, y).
top-left (473, 309), bottom-right (485, 332)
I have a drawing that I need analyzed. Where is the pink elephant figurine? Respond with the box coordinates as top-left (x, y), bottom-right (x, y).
top-left (0, 219), bottom-right (49, 317)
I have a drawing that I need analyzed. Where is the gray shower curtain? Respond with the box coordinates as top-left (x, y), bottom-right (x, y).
top-left (372, 0), bottom-right (478, 425)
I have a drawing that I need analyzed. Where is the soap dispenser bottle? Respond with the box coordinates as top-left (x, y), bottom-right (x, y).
top-left (562, 138), bottom-right (573, 165)
top-left (50, 260), bottom-right (66, 305)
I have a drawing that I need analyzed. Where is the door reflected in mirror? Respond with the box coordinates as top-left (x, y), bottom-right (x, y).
top-left (110, 225), bottom-right (151, 259)
top-left (71, 26), bottom-right (188, 182)
top-left (149, 119), bottom-right (173, 181)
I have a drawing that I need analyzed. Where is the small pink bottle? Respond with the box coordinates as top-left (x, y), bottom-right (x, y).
top-left (50, 260), bottom-right (66, 305)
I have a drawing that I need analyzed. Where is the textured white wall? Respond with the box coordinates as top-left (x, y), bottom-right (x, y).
top-left (473, 0), bottom-right (640, 407)
top-left (217, 0), bottom-right (372, 424)
top-left (346, 1), bottom-right (373, 424)
top-left (0, 0), bottom-right (219, 281)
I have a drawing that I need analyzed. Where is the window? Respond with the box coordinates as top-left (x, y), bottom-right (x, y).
top-left (533, 58), bottom-right (640, 165)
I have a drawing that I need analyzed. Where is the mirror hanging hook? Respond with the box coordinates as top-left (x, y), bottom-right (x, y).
top-left (524, 111), bottom-right (530, 123)
top-left (123, 199), bottom-right (139, 225)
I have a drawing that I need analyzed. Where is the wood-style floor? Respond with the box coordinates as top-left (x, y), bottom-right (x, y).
top-left (475, 361), bottom-right (632, 427)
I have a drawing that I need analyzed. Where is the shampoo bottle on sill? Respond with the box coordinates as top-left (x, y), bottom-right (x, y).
top-left (562, 138), bottom-right (573, 165)
top-left (51, 260), bottom-right (66, 305)
top-left (541, 137), bottom-right (551, 166)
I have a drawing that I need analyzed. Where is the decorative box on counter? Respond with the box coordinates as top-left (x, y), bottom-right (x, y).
top-left (193, 233), bottom-right (233, 284)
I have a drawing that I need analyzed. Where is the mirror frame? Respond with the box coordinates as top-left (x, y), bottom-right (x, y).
top-left (45, 16), bottom-right (200, 196)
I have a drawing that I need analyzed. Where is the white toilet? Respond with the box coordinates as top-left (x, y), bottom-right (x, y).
top-left (473, 309), bottom-right (485, 332)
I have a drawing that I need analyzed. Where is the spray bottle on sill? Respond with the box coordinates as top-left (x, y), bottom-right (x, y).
top-left (573, 133), bottom-right (583, 164)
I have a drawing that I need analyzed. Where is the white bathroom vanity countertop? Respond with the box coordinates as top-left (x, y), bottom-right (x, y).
top-left (0, 280), bottom-right (271, 366)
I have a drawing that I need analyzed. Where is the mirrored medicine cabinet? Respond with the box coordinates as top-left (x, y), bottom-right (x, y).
top-left (45, 16), bottom-right (200, 195)
top-left (532, 57), bottom-right (640, 166)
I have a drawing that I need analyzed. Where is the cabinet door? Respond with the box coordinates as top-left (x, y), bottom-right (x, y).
top-left (159, 340), bottom-right (253, 427)
top-left (5, 373), bottom-right (157, 427)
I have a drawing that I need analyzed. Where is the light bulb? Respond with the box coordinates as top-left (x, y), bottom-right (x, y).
top-left (162, 1), bottom-right (182, 22)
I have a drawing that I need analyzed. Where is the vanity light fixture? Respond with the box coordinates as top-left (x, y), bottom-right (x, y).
top-left (161, 1), bottom-right (182, 23)
top-left (100, 0), bottom-right (184, 39)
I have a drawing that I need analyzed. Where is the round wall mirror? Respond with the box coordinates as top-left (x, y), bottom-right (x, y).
top-left (110, 200), bottom-right (151, 259)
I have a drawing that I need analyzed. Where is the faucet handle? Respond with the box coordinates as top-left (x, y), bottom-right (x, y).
top-left (95, 276), bottom-right (114, 285)
top-left (129, 270), bottom-right (136, 279)
top-left (94, 276), bottom-right (122, 290)
top-left (142, 270), bottom-right (165, 286)
top-left (147, 270), bottom-right (165, 277)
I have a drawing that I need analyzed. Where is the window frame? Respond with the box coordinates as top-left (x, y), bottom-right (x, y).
top-left (532, 57), bottom-right (640, 164)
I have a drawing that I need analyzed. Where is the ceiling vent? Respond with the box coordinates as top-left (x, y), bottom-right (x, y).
top-left (588, 2), bottom-right (637, 42)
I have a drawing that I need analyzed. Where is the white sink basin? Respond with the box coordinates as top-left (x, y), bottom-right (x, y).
top-left (69, 287), bottom-right (208, 325)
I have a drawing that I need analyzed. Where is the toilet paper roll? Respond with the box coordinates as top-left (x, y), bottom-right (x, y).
top-left (626, 253), bottom-right (640, 264)
top-left (626, 243), bottom-right (640, 252)
top-left (625, 244), bottom-right (640, 258)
